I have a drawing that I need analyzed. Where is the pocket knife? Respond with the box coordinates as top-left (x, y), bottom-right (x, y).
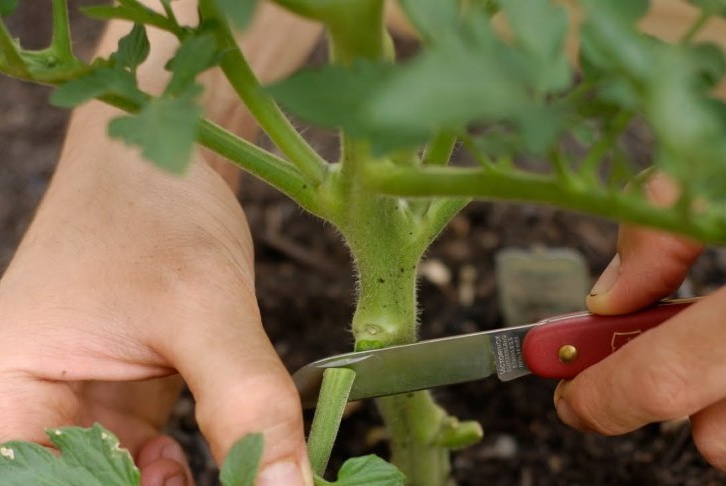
top-left (293, 298), bottom-right (698, 408)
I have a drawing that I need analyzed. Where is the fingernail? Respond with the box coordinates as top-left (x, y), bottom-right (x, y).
top-left (164, 475), bottom-right (187, 486)
top-left (257, 461), bottom-right (307, 486)
top-left (161, 442), bottom-right (188, 466)
top-left (589, 253), bottom-right (621, 297)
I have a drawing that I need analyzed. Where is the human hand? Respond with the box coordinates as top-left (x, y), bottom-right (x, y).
top-left (551, 175), bottom-right (726, 470)
top-left (0, 2), bottom-right (322, 485)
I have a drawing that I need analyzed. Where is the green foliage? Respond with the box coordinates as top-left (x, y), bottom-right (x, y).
top-left (0, 424), bottom-right (139, 486)
top-left (688, 0), bottom-right (726, 17)
top-left (314, 455), bottom-right (405, 486)
top-left (216, 0), bottom-right (259, 30)
top-left (0, 0), bottom-right (18, 17)
top-left (219, 434), bottom-right (264, 486)
top-left (109, 86), bottom-right (202, 173)
top-left (270, 0), bottom-right (569, 155)
top-left (164, 33), bottom-right (218, 96)
top-left (50, 67), bottom-right (141, 108)
top-left (112, 23), bottom-right (149, 74)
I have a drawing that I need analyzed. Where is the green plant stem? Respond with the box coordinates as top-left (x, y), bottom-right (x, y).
top-left (159, 0), bottom-right (179, 27)
top-left (199, 1), bottom-right (327, 185)
top-left (361, 164), bottom-right (726, 243)
top-left (423, 133), bottom-right (457, 166)
top-left (307, 368), bottom-right (356, 476)
top-left (579, 111), bottom-right (632, 177)
top-left (376, 393), bottom-right (451, 486)
top-left (0, 19), bottom-right (27, 75)
top-left (681, 10), bottom-right (711, 44)
top-left (197, 119), bottom-right (324, 216)
top-left (51, 0), bottom-right (74, 61)
top-left (98, 94), bottom-right (324, 216)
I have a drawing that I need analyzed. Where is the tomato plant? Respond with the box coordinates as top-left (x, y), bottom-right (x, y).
top-left (2, 0), bottom-right (726, 485)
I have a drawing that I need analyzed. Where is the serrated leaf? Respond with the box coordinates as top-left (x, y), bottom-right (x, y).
top-left (315, 455), bottom-right (405, 486)
top-left (217, 0), bottom-right (258, 30)
top-left (108, 87), bottom-right (201, 173)
top-left (50, 67), bottom-right (140, 108)
top-left (219, 434), bottom-right (264, 486)
top-left (0, 424), bottom-right (139, 486)
top-left (112, 23), bottom-right (149, 73)
top-left (164, 33), bottom-right (218, 96)
top-left (0, 0), bottom-right (19, 16)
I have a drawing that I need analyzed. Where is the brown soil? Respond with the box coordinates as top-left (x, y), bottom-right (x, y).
top-left (2, 4), bottom-right (726, 486)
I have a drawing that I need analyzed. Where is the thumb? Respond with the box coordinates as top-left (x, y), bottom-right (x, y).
top-left (164, 308), bottom-right (312, 486)
top-left (586, 174), bottom-right (703, 315)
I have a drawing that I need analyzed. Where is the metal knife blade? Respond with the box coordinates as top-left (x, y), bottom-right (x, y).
top-left (293, 298), bottom-right (698, 409)
top-left (294, 324), bottom-right (533, 409)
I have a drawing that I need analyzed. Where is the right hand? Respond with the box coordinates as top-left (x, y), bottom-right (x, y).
top-left (552, 176), bottom-right (726, 471)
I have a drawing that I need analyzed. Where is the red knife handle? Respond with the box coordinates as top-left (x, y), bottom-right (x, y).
top-left (522, 298), bottom-right (698, 380)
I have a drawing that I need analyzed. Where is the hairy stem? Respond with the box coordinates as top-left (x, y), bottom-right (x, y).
top-left (51, 0), bottom-right (74, 61)
top-left (423, 133), bottom-right (457, 167)
top-left (361, 164), bottom-right (726, 243)
top-left (0, 19), bottom-right (27, 75)
top-left (199, 0), bottom-right (327, 185)
top-left (307, 368), bottom-right (356, 476)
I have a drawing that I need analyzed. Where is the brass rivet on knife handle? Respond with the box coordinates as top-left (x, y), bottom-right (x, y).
top-left (558, 344), bottom-right (578, 363)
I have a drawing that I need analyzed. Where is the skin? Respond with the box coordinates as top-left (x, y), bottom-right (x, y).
top-left (553, 174), bottom-right (726, 472)
top-left (0, 2), bottom-right (321, 486)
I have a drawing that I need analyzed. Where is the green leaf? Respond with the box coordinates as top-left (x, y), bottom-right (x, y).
top-left (396, 0), bottom-right (459, 43)
top-left (688, 0), bottom-right (726, 17)
top-left (268, 61), bottom-right (390, 134)
top-left (108, 87), bottom-right (202, 173)
top-left (112, 23), bottom-right (149, 73)
top-left (689, 42), bottom-right (726, 88)
top-left (0, 0), bottom-right (19, 16)
top-left (217, 0), bottom-right (258, 30)
top-left (50, 67), bottom-right (141, 108)
top-left (0, 424), bottom-right (139, 486)
top-left (499, 0), bottom-right (571, 92)
top-left (315, 455), bottom-right (405, 486)
top-left (164, 33), bottom-right (218, 96)
top-left (220, 434), bottom-right (264, 486)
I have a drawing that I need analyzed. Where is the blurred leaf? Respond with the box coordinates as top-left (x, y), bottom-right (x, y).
top-left (268, 61), bottom-right (391, 133)
top-left (500, 0), bottom-right (571, 92)
top-left (315, 455), bottom-right (405, 486)
top-left (50, 67), bottom-right (141, 108)
top-left (396, 0), bottom-right (460, 43)
top-left (108, 86), bottom-right (201, 173)
top-left (112, 23), bottom-right (149, 73)
top-left (219, 434), bottom-right (264, 486)
top-left (217, 0), bottom-right (258, 30)
top-left (0, 424), bottom-right (139, 486)
top-left (689, 42), bottom-right (726, 88)
top-left (164, 33), bottom-right (218, 96)
top-left (688, 0), bottom-right (726, 17)
top-left (0, 0), bottom-right (18, 16)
